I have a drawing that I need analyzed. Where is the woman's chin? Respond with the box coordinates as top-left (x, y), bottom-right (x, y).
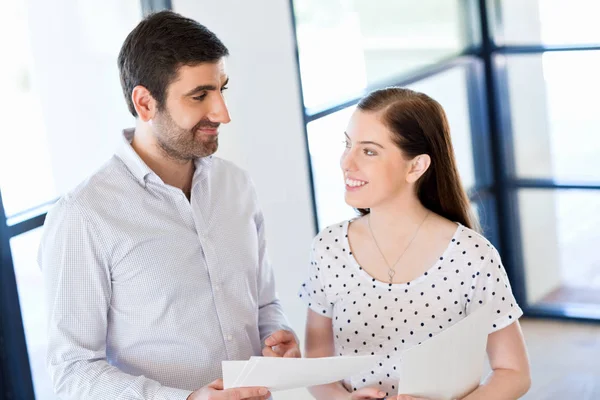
top-left (344, 194), bottom-right (370, 210)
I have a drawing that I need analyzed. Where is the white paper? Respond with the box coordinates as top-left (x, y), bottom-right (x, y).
top-left (396, 302), bottom-right (494, 400)
top-left (223, 355), bottom-right (378, 392)
top-left (222, 361), bottom-right (247, 389)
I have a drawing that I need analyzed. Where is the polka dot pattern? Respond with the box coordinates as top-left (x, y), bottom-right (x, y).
top-left (298, 220), bottom-right (523, 396)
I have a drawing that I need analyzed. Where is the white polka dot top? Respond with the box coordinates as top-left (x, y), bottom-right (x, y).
top-left (298, 219), bottom-right (523, 397)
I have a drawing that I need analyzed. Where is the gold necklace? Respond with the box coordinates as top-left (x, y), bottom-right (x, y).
top-left (367, 211), bottom-right (430, 284)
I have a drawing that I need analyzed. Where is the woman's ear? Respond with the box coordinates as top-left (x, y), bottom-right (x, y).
top-left (406, 154), bottom-right (431, 183)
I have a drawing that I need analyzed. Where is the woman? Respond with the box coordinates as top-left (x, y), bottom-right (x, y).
top-left (299, 88), bottom-right (531, 400)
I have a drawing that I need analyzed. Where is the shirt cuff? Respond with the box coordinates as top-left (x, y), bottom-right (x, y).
top-left (155, 386), bottom-right (194, 400)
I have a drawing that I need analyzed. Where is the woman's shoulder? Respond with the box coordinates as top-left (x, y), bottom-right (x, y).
top-left (454, 224), bottom-right (496, 252)
top-left (311, 218), bottom-right (362, 250)
top-left (313, 219), bottom-right (350, 241)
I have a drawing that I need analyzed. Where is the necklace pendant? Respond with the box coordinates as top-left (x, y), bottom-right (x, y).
top-left (388, 269), bottom-right (396, 283)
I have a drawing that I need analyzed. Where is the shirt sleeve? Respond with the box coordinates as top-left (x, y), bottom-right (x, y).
top-left (466, 245), bottom-right (523, 333)
top-left (243, 175), bottom-right (295, 344)
top-left (39, 199), bottom-right (192, 400)
top-left (254, 207), bottom-right (295, 344)
top-left (298, 237), bottom-right (333, 318)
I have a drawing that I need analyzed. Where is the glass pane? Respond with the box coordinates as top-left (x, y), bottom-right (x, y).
top-left (307, 65), bottom-right (477, 230)
top-left (10, 227), bottom-right (56, 399)
top-left (293, 0), bottom-right (473, 109)
top-left (471, 193), bottom-right (500, 251)
top-left (0, 0), bottom-right (141, 218)
top-left (504, 51), bottom-right (600, 181)
top-left (308, 106), bottom-right (357, 230)
top-left (518, 189), bottom-right (600, 310)
top-left (491, 0), bottom-right (600, 46)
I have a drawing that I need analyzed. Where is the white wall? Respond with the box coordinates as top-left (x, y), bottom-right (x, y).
top-left (170, 3), bottom-right (316, 398)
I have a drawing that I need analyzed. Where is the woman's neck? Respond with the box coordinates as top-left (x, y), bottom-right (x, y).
top-left (366, 193), bottom-right (430, 239)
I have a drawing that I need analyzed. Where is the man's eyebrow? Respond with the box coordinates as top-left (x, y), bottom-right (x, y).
top-left (184, 77), bottom-right (229, 97)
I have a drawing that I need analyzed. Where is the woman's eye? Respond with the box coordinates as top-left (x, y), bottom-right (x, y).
top-left (343, 140), bottom-right (351, 148)
top-left (364, 149), bottom-right (376, 156)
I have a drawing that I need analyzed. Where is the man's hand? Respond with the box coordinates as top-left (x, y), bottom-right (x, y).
top-left (187, 379), bottom-right (271, 400)
top-left (262, 330), bottom-right (301, 358)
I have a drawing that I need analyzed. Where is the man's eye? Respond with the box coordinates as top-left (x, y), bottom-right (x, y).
top-left (220, 86), bottom-right (229, 92)
top-left (193, 93), bottom-right (207, 101)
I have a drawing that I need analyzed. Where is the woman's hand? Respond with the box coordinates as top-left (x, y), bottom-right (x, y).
top-left (347, 386), bottom-right (388, 399)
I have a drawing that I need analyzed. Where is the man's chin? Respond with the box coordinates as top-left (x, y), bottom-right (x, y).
top-left (193, 142), bottom-right (218, 158)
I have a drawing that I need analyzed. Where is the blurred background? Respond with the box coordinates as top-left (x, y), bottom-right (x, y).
top-left (1, 0), bottom-right (598, 399)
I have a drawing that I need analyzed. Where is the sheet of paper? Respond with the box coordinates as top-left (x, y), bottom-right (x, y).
top-left (396, 302), bottom-right (494, 400)
top-left (222, 361), bottom-right (247, 389)
top-left (223, 355), bottom-right (378, 392)
top-left (232, 357), bottom-right (258, 388)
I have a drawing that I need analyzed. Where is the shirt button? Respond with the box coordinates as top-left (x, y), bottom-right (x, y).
top-left (227, 335), bottom-right (233, 342)
top-left (215, 285), bottom-right (221, 292)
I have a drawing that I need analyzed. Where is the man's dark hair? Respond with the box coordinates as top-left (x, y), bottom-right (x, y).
top-left (118, 10), bottom-right (229, 117)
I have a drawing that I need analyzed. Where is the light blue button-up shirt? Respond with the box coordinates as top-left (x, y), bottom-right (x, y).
top-left (38, 129), bottom-right (291, 400)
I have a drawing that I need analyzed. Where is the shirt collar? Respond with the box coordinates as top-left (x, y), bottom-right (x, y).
top-left (116, 128), bottom-right (214, 188)
top-left (115, 128), bottom-right (154, 187)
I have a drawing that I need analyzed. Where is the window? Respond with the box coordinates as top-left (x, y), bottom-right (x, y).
top-left (0, 0), bottom-right (141, 218)
top-left (490, 0), bottom-right (600, 46)
top-left (293, 0), bottom-right (600, 320)
top-left (503, 51), bottom-right (600, 181)
top-left (518, 190), bottom-right (600, 315)
top-left (293, 0), bottom-right (474, 110)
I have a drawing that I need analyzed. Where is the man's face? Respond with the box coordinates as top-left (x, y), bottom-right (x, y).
top-left (151, 59), bottom-right (230, 160)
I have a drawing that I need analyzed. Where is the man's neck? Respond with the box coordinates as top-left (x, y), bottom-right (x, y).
top-left (131, 127), bottom-right (194, 195)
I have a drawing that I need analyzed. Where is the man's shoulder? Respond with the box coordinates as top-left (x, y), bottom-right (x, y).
top-left (51, 156), bottom-right (131, 214)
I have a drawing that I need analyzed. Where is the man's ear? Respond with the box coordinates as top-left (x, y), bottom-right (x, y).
top-left (131, 85), bottom-right (157, 122)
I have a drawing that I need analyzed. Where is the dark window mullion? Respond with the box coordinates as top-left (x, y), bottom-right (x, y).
top-left (496, 44), bottom-right (600, 55)
top-left (140, 0), bottom-right (172, 16)
top-left (0, 189), bottom-right (35, 400)
top-left (477, 0), bottom-right (528, 308)
top-left (513, 179), bottom-right (600, 191)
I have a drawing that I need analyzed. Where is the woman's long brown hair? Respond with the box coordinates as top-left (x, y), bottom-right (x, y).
top-left (356, 87), bottom-right (479, 231)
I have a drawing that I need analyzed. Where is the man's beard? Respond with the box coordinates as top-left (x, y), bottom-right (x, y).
top-left (152, 108), bottom-right (220, 161)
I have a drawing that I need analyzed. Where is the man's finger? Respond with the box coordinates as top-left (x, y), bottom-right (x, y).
top-left (283, 347), bottom-right (301, 358)
top-left (223, 387), bottom-right (269, 399)
top-left (265, 330), bottom-right (294, 346)
top-left (262, 346), bottom-right (280, 357)
top-left (208, 379), bottom-right (224, 390)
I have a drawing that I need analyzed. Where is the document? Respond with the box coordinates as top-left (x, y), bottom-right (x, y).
top-left (223, 355), bottom-right (378, 392)
top-left (396, 302), bottom-right (494, 400)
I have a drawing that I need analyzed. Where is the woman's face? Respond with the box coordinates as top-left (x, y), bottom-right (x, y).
top-left (340, 109), bottom-right (415, 210)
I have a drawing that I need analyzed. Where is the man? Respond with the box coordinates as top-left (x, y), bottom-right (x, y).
top-left (39, 10), bottom-right (299, 400)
